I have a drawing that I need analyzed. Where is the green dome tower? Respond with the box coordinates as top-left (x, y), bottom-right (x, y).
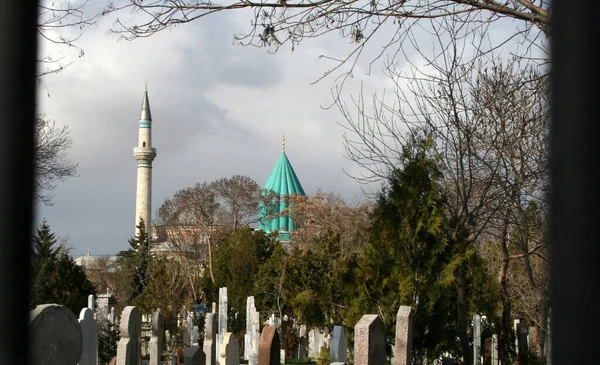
top-left (258, 136), bottom-right (306, 241)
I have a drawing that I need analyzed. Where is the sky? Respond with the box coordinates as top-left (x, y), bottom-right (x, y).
top-left (35, 1), bottom-right (397, 257)
top-left (35, 1), bottom-right (542, 258)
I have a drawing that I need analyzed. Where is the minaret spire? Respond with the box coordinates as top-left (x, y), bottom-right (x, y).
top-left (133, 87), bottom-right (157, 238)
top-left (282, 135), bottom-right (285, 153)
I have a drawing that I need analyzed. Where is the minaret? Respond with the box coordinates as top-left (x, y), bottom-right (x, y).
top-left (133, 86), bottom-right (157, 237)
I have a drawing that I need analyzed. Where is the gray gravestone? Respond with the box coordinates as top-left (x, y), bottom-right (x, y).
top-left (183, 346), bottom-right (206, 365)
top-left (245, 296), bottom-right (255, 360)
top-left (393, 306), bottom-right (413, 365)
top-left (220, 332), bottom-right (240, 365)
top-left (30, 304), bottom-right (83, 365)
top-left (149, 308), bottom-right (164, 365)
top-left (249, 310), bottom-right (260, 365)
top-left (330, 325), bottom-right (347, 364)
top-left (204, 313), bottom-right (218, 365)
top-left (79, 307), bottom-right (98, 365)
top-left (116, 306), bottom-right (142, 365)
top-left (354, 315), bottom-right (386, 365)
top-left (258, 326), bottom-right (280, 365)
top-left (473, 314), bottom-right (482, 365)
top-left (217, 287), bottom-right (228, 365)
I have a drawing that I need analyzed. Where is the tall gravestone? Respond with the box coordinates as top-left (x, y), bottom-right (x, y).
top-left (330, 325), bottom-right (347, 364)
top-left (516, 323), bottom-right (529, 365)
top-left (393, 306), bottom-right (413, 365)
top-left (220, 332), bottom-right (240, 365)
top-left (298, 325), bottom-right (307, 359)
top-left (473, 314), bottom-right (482, 365)
top-left (354, 315), bottom-right (386, 365)
top-left (258, 325), bottom-right (281, 365)
top-left (245, 296), bottom-right (255, 360)
top-left (149, 308), bottom-right (164, 365)
top-left (116, 306), bottom-right (142, 365)
top-left (30, 304), bottom-right (83, 365)
top-left (204, 313), bottom-right (218, 365)
top-left (249, 310), bottom-right (260, 365)
top-left (183, 347), bottom-right (205, 365)
top-left (217, 287), bottom-right (228, 365)
top-left (79, 307), bottom-right (98, 365)
top-left (492, 334), bottom-right (499, 365)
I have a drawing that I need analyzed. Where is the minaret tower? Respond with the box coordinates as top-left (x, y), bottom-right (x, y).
top-left (133, 85), bottom-right (157, 237)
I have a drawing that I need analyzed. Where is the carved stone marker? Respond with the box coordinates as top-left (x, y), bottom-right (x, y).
top-left (116, 306), bottom-right (142, 365)
top-left (30, 304), bottom-right (83, 365)
top-left (393, 306), bottom-right (413, 365)
top-left (149, 308), bottom-right (164, 365)
top-left (218, 287), bottom-right (228, 365)
top-left (330, 325), bottom-right (347, 364)
top-left (220, 332), bottom-right (240, 365)
top-left (183, 346), bottom-right (206, 365)
top-left (474, 314), bottom-right (482, 365)
top-left (204, 313), bottom-right (218, 365)
top-left (258, 325), bottom-right (280, 365)
top-left (79, 307), bottom-right (98, 365)
top-left (354, 315), bottom-right (386, 365)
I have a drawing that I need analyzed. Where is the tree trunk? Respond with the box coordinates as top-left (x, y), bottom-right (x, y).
top-left (457, 275), bottom-right (472, 365)
top-left (498, 249), bottom-right (513, 364)
top-left (207, 228), bottom-right (215, 283)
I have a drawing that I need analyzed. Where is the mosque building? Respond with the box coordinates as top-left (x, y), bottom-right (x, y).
top-left (77, 88), bottom-right (306, 267)
top-left (257, 136), bottom-right (306, 241)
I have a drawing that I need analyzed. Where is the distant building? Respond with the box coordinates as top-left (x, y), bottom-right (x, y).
top-left (258, 136), bottom-right (306, 242)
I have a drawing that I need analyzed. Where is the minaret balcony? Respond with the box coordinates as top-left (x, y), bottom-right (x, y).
top-left (133, 147), bottom-right (157, 161)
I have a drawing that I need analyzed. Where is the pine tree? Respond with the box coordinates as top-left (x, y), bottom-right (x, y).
top-left (31, 219), bottom-right (97, 315)
top-left (117, 219), bottom-right (151, 309)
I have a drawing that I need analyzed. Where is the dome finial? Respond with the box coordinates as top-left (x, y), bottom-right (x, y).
top-left (282, 135), bottom-right (285, 153)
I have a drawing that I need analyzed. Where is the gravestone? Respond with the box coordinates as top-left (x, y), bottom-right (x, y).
top-left (245, 296), bottom-right (256, 360)
top-left (473, 314), bottom-right (482, 365)
top-left (218, 287), bottom-right (228, 365)
top-left (393, 306), bottom-right (413, 365)
top-left (249, 310), bottom-right (260, 365)
top-left (330, 325), bottom-right (347, 364)
top-left (354, 315), bottom-right (386, 365)
top-left (79, 307), bottom-right (98, 365)
top-left (30, 304), bottom-right (83, 365)
top-left (192, 325), bottom-right (200, 346)
top-left (220, 332), bottom-right (240, 365)
top-left (88, 294), bottom-right (95, 313)
top-left (204, 313), bottom-right (218, 365)
top-left (492, 334), bottom-right (499, 365)
top-left (516, 323), bottom-right (529, 365)
top-left (298, 325), bottom-right (307, 359)
top-left (280, 350), bottom-right (285, 364)
top-left (116, 306), bottom-right (142, 365)
top-left (183, 346), bottom-right (206, 365)
top-left (149, 308), bottom-right (164, 365)
top-left (484, 338), bottom-right (492, 365)
top-left (258, 325), bottom-right (280, 365)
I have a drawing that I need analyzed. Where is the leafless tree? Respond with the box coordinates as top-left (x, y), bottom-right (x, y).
top-left (284, 191), bottom-right (372, 255)
top-left (156, 182), bottom-right (231, 288)
top-left (37, 0), bottom-right (109, 78)
top-left (107, 0), bottom-right (549, 86)
top-left (211, 175), bottom-right (273, 230)
top-left (34, 114), bottom-right (78, 206)
top-left (336, 15), bottom-right (549, 363)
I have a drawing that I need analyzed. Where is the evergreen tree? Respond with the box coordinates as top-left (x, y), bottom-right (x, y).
top-left (117, 219), bottom-right (151, 310)
top-left (31, 219), bottom-right (97, 315)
